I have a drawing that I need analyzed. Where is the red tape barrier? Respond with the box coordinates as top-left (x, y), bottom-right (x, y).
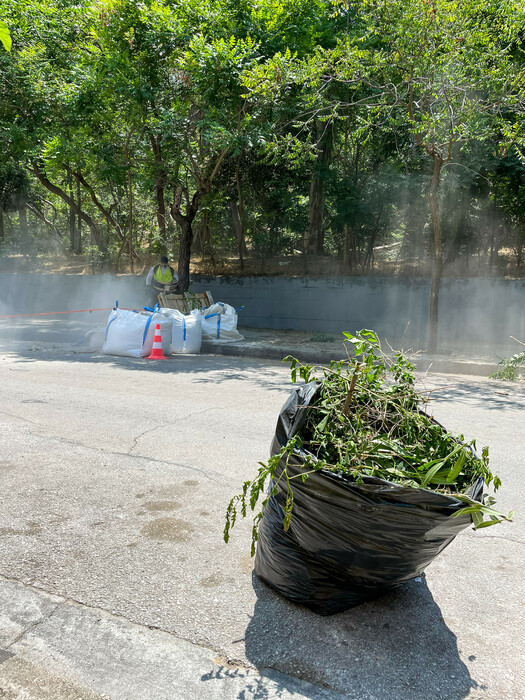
top-left (0, 308), bottom-right (130, 319)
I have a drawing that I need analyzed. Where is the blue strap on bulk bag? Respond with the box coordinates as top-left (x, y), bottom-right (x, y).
top-left (105, 301), bottom-right (120, 340)
top-left (204, 311), bottom-right (221, 339)
top-left (143, 303), bottom-right (160, 313)
top-left (142, 303), bottom-right (161, 346)
top-left (203, 304), bottom-right (244, 340)
top-left (142, 314), bottom-right (154, 346)
top-left (105, 313), bottom-right (118, 340)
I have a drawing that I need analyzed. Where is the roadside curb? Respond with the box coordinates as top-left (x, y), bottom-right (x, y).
top-left (202, 341), bottom-right (501, 377)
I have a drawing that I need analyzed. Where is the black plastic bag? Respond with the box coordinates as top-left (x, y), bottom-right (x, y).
top-left (254, 382), bottom-right (483, 615)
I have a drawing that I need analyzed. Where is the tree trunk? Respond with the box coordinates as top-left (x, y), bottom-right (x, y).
top-left (363, 207), bottom-right (383, 270)
top-left (306, 175), bottom-right (323, 255)
top-left (234, 153), bottom-right (248, 262)
top-left (343, 224), bottom-right (359, 271)
top-left (74, 176), bottom-right (82, 254)
top-left (127, 158), bottom-right (134, 273)
top-left (149, 134), bottom-right (167, 241)
top-left (201, 209), bottom-right (215, 264)
top-left (171, 186), bottom-right (202, 292)
top-left (177, 219), bottom-right (193, 292)
top-left (343, 224), bottom-right (351, 269)
top-left (229, 198), bottom-right (247, 269)
top-left (192, 222), bottom-right (203, 256)
top-left (169, 145), bottom-right (227, 288)
top-left (305, 122), bottom-right (332, 255)
top-left (18, 205), bottom-right (28, 238)
top-left (68, 169), bottom-right (76, 252)
top-left (363, 232), bottom-right (376, 271)
top-left (489, 199), bottom-right (497, 272)
top-left (0, 209), bottom-right (4, 239)
top-left (516, 232), bottom-right (524, 270)
top-left (428, 152), bottom-right (443, 352)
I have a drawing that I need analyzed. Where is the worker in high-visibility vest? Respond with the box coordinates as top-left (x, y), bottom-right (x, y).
top-left (146, 255), bottom-right (179, 304)
top-left (146, 256), bottom-right (179, 296)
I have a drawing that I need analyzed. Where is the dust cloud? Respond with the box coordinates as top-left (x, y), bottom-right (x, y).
top-left (0, 270), bottom-right (148, 348)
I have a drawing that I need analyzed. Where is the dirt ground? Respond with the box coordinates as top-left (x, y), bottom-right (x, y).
top-left (1, 249), bottom-right (523, 280)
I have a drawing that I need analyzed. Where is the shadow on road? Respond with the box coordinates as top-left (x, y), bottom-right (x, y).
top-left (4, 346), bottom-right (525, 411)
top-left (240, 572), bottom-right (482, 700)
top-left (419, 375), bottom-right (525, 412)
top-left (0, 326), bottom-right (293, 393)
top-left (4, 350), bottom-right (291, 390)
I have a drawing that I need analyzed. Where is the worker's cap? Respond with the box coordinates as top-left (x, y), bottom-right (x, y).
top-left (160, 255), bottom-right (169, 264)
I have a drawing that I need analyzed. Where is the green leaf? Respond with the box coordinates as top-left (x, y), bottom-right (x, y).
top-left (317, 412), bottom-right (330, 432)
top-left (446, 451), bottom-right (466, 483)
top-left (471, 510), bottom-right (484, 527)
top-left (473, 519), bottom-right (501, 529)
top-left (420, 461), bottom-right (446, 488)
top-left (0, 21), bottom-right (11, 52)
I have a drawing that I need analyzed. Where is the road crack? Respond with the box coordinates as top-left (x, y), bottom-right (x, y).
top-left (0, 418), bottom-right (228, 485)
top-left (127, 424), bottom-right (169, 455)
top-left (0, 409), bottom-right (41, 427)
top-left (3, 599), bottom-right (63, 652)
top-left (127, 406), bottom-right (233, 453)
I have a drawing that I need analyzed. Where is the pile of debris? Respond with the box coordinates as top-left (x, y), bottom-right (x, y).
top-left (224, 330), bottom-right (512, 614)
top-left (90, 299), bottom-right (244, 358)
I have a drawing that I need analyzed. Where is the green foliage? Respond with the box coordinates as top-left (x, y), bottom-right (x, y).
top-left (85, 244), bottom-right (119, 273)
top-left (225, 330), bottom-right (513, 553)
top-left (0, 0), bottom-right (524, 275)
top-left (491, 350), bottom-right (525, 381)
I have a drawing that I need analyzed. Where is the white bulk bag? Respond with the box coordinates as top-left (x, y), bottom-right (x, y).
top-left (102, 309), bottom-right (147, 357)
top-left (159, 308), bottom-right (202, 354)
top-left (102, 309), bottom-right (171, 358)
top-left (201, 302), bottom-right (244, 343)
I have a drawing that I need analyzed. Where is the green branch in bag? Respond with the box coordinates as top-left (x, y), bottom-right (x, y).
top-left (224, 330), bottom-right (513, 554)
top-left (453, 494), bottom-right (514, 528)
top-left (224, 437), bottom-right (318, 556)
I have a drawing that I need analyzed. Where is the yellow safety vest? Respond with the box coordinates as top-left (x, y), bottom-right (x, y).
top-left (154, 265), bottom-right (174, 284)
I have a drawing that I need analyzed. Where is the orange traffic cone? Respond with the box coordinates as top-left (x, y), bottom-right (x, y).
top-left (146, 323), bottom-right (167, 360)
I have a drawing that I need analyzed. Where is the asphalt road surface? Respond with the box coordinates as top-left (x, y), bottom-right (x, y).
top-left (0, 333), bottom-right (523, 700)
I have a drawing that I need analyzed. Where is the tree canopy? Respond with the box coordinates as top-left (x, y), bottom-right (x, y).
top-left (0, 0), bottom-right (524, 345)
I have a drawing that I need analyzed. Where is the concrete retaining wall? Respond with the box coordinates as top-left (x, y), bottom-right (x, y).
top-left (1, 272), bottom-right (523, 351)
top-left (191, 275), bottom-right (525, 351)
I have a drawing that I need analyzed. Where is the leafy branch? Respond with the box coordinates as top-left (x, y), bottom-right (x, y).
top-left (490, 338), bottom-right (525, 381)
top-left (225, 330), bottom-right (513, 555)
